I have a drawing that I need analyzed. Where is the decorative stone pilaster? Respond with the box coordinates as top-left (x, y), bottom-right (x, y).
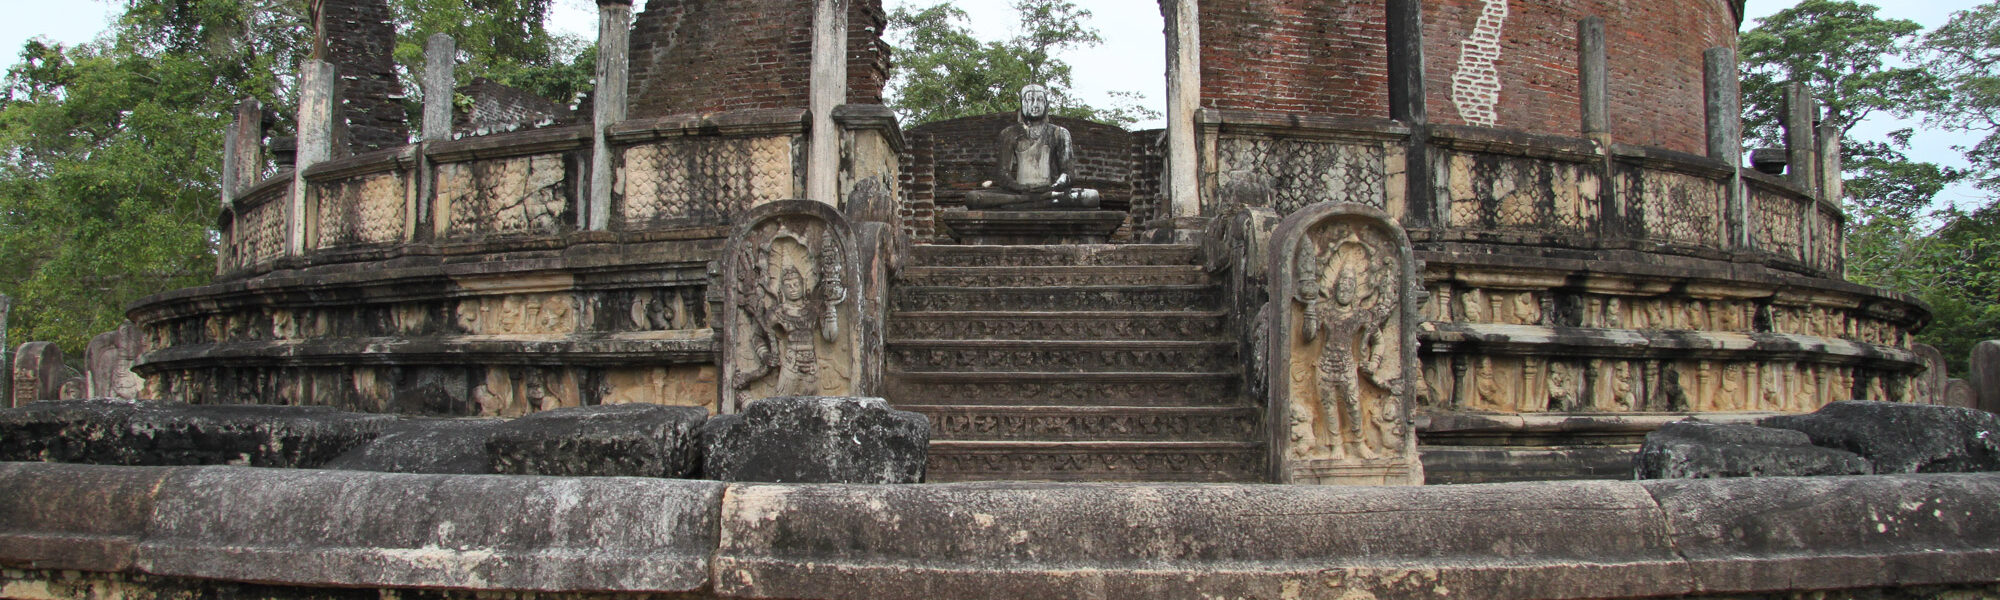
top-left (720, 200), bottom-right (878, 413)
top-left (1267, 202), bottom-right (1424, 485)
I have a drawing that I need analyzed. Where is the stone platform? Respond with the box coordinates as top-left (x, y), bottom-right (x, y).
top-left (938, 210), bottom-right (1125, 245)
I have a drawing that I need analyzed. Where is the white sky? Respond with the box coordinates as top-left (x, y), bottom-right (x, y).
top-left (0, 0), bottom-right (1987, 205)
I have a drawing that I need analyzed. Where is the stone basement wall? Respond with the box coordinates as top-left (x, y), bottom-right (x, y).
top-left (900, 113), bottom-right (1153, 242)
top-left (2, 462), bottom-right (1998, 599)
top-left (626, 0), bottom-right (887, 118)
top-left (317, 0), bottom-right (409, 154)
top-left (1197, 0), bottom-right (1736, 155)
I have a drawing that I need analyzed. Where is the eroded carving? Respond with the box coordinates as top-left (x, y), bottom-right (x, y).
top-left (721, 201), bottom-right (865, 412)
top-left (1271, 203), bottom-right (1421, 485)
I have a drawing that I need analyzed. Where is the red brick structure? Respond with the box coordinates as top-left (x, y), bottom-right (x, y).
top-left (626, 0), bottom-right (888, 118)
top-left (1197, 0), bottom-right (1741, 155)
top-left (315, 0), bottom-right (409, 154)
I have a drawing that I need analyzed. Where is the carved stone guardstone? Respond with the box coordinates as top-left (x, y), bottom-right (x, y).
top-left (12, 342), bottom-right (66, 406)
top-left (721, 200), bottom-right (878, 414)
top-left (86, 321), bottom-right (148, 400)
top-left (1267, 203), bottom-right (1423, 485)
top-left (938, 210), bottom-right (1125, 245)
top-left (1913, 343), bottom-right (1948, 405)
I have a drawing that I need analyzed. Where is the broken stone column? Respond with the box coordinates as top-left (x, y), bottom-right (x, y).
top-left (293, 60), bottom-right (337, 255)
top-left (421, 33), bottom-right (456, 143)
top-left (12, 342), bottom-right (65, 406)
top-left (720, 201), bottom-right (877, 413)
top-left (1974, 340), bottom-right (2000, 414)
top-left (221, 99), bottom-right (265, 204)
top-left (1705, 47), bottom-right (1747, 250)
top-left (1783, 83), bottom-right (1819, 197)
top-left (1164, 0), bottom-right (1201, 225)
top-left (1578, 17), bottom-right (1608, 136)
top-left (1266, 202), bottom-right (1424, 485)
top-left (588, 0), bottom-right (632, 231)
top-left (84, 322), bottom-right (147, 400)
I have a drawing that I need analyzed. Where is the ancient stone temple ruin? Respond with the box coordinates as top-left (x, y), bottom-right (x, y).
top-left (5, 1), bottom-right (2000, 597)
top-left (85, 0), bottom-right (1950, 485)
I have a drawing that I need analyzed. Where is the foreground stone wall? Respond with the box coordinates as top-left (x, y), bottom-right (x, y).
top-left (1, 462), bottom-right (1996, 599)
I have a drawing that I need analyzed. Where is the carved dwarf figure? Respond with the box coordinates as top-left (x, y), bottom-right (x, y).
top-left (1296, 238), bottom-right (1400, 460)
top-left (963, 85), bottom-right (1102, 210)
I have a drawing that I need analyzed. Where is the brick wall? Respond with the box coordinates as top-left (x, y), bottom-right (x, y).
top-left (1196, 0), bottom-right (1391, 119)
top-left (318, 0), bottom-right (408, 153)
top-left (1195, 0), bottom-right (1737, 154)
top-left (626, 0), bottom-right (887, 118)
top-left (1423, 0), bottom-right (1735, 153)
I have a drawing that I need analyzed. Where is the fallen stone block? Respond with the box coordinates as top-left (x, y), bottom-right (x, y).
top-left (322, 418), bottom-right (505, 474)
top-left (0, 400), bottom-right (392, 468)
top-left (486, 404), bottom-right (707, 477)
top-left (701, 396), bottom-right (928, 483)
top-left (1634, 419), bottom-right (1869, 479)
top-left (1760, 400), bottom-right (2000, 474)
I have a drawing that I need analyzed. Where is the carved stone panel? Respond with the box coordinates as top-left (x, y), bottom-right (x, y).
top-left (435, 153), bottom-right (570, 240)
top-left (12, 342), bottom-right (65, 406)
top-left (618, 136), bottom-right (795, 230)
top-left (85, 321), bottom-right (148, 400)
top-left (1267, 203), bottom-right (1423, 485)
top-left (1213, 137), bottom-right (1389, 216)
top-left (314, 171), bottom-right (407, 248)
top-left (720, 200), bottom-right (875, 413)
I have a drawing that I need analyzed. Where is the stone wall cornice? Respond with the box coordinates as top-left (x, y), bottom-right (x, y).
top-left (606, 108), bottom-right (810, 144)
top-left (424, 125), bottom-right (592, 164)
top-left (1428, 124), bottom-right (1601, 163)
top-left (1195, 108), bottom-right (1411, 142)
top-left (1, 462), bottom-right (1995, 599)
top-left (302, 145), bottom-right (420, 182)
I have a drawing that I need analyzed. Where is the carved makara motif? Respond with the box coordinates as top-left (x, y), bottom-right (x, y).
top-left (721, 201), bottom-right (867, 413)
top-left (1270, 203), bottom-right (1421, 485)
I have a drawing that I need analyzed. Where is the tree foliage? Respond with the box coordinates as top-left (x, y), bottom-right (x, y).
top-left (0, 0), bottom-right (574, 356)
top-left (386, 0), bottom-right (595, 109)
top-left (886, 0), bottom-right (1158, 127)
top-left (1740, 0), bottom-right (2000, 376)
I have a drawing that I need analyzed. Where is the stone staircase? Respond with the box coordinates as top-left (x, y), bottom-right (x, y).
top-left (884, 244), bottom-right (1266, 482)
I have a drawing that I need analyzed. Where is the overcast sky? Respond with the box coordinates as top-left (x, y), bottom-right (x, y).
top-left (0, 0), bottom-right (1987, 205)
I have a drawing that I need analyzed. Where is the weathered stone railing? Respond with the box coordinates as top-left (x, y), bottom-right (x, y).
top-left (1745, 169), bottom-right (1846, 276)
top-left (215, 107), bottom-right (900, 282)
top-left (3, 462), bottom-right (1997, 599)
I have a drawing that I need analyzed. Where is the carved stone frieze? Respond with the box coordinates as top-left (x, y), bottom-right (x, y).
top-left (721, 200), bottom-right (872, 413)
top-left (314, 171), bottom-right (407, 249)
top-left (455, 293), bottom-right (580, 336)
top-left (1441, 151), bottom-right (1600, 234)
top-left (435, 153), bottom-right (569, 239)
top-left (888, 314), bottom-right (1225, 341)
top-left (618, 135), bottom-right (794, 229)
top-left (1268, 202), bottom-right (1423, 485)
top-left (885, 377), bottom-right (1239, 407)
top-left (925, 410), bottom-right (1259, 441)
top-left (888, 343), bottom-right (1234, 373)
top-left (891, 287), bottom-right (1218, 312)
top-left (1213, 137), bottom-right (1389, 216)
top-left (926, 447), bottom-right (1262, 480)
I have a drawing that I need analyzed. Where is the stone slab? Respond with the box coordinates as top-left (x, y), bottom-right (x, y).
top-left (701, 396), bottom-right (927, 483)
top-left (486, 403), bottom-right (707, 478)
top-left (136, 467), bottom-right (722, 592)
top-left (938, 210), bottom-right (1125, 245)
top-left (713, 479), bottom-right (1688, 600)
top-left (1634, 419), bottom-right (1869, 479)
top-left (0, 400), bottom-right (393, 468)
top-left (0, 463), bottom-right (166, 571)
top-left (322, 417), bottom-right (505, 474)
top-left (1759, 401), bottom-right (2000, 473)
top-left (1945, 378), bottom-right (1977, 410)
top-left (1644, 474), bottom-right (2000, 593)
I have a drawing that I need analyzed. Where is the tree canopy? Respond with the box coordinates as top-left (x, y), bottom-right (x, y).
top-left (1740, 0), bottom-right (2000, 377)
top-left (885, 0), bottom-right (1159, 127)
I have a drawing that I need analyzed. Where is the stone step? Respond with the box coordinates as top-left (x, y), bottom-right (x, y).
top-left (910, 244), bottom-right (1201, 268)
top-left (887, 311), bottom-right (1230, 342)
top-left (896, 265), bottom-right (1211, 288)
top-left (887, 340), bottom-right (1236, 373)
top-left (925, 440), bottom-right (1265, 482)
top-left (907, 405), bottom-right (1261, 442)
top-left (884, 372), bottom-right (1243, 407)
top-left (891, 285), bottom-right (1221, 312)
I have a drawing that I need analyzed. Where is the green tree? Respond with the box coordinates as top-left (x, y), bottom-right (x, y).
top-left (886, 0), bottom-right (1158, 127)
top-left (387, 0), bottom-right (595, 109)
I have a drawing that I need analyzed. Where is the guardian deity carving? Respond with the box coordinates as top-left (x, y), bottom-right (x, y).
top-left (720, 201), bottom-right (868, 413)
top-left (1268, 203), bottom-right (1422, 485)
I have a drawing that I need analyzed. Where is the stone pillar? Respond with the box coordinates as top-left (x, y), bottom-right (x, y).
top-left (589, 0), bottom-right (633, 231)
top-left (1783, 83), bottom-right (1819, 197)
top-left (1973, 340), bottom-right (2000, 414)
top-left (1578, 17), bottom-right (1608, 136)
top-left (421, 33), bottom-right (456, 143)
top-left (12, 342), bottom-right (63, 406)
top-left (294, 60), bottom-right (338, 255)
top-left (1705, 47), bottom-right (1746, 250)
top-left (0, 295), bottom-right (8, 406)
top-left (1818, 122), bottom-right (1843, 205)
top-left (1164, 0), bottom-right (1201, 223)
top-left (222, 99), bottom-right (265, 205)
top-left (1386, 0), bottom-right (1432, 230)
top-left (806, 0), bottom-right (850, 206)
